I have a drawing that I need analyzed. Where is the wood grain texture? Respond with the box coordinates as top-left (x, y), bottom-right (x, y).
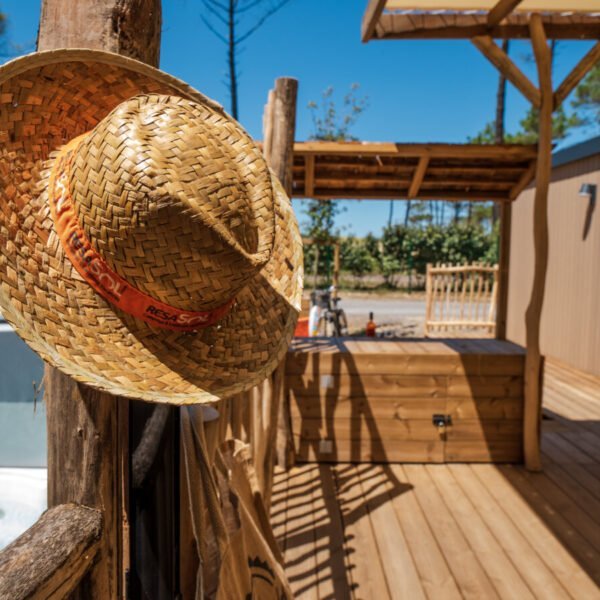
top-left (488, 0), bottom-right (524, 26)
top-left (374, 11), bottom-right (600, 41)
top-left (554, 42), bottom-right (600, 109)
top-left (262, 77), bottom-right (299, 471)
top-left (272, 361), bottom-right (600, 598)
top-left (524, 13), bottom-right (553, 471)
top-left (0, 504), bottom-right (102, 600)
top-left (44, 372), bottom-right (124, 599)
top-left (472, 35), bottom-right (541, 107)
top-left (287, 339), bottom-right (524, 464)
top-left (38, 0), bottom-right (161, 64)
top-left (37, 1), bottom-right (161, 597)
top-left (361, 0), bottom-right (388, 42)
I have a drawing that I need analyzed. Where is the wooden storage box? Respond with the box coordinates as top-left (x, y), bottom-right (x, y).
top-left (286, 338), bottom-right (525, 463)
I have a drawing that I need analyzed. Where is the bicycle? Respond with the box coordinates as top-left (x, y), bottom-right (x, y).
top-left (312, 289), bottom-right (349, 337)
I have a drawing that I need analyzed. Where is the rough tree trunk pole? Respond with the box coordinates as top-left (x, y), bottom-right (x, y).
top-left (262, 77), bottom-right (298, 469)
top-left (524, 13), bottom-right (552, 471)
top-left (37, 1), bottom-right (162, 597)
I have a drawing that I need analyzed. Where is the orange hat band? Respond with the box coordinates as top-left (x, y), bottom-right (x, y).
top-left (48, 135), bottom-right (235, 332)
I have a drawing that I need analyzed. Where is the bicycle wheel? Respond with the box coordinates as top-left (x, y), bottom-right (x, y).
top-left (337, 309), bottom-right (349, 336)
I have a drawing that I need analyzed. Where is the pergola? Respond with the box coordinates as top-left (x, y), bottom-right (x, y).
top-left (291, 141), bottom-right (537, 201)
top-left (361, 0), bottom-right (600, 470)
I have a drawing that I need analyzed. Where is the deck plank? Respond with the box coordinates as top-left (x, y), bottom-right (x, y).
top-left (387, 464), bottom-right (462, 600)
top-left (334, 464), bottom-right (392, 600)
top-left (281, 465), bottom-right (320, 599)
top-left (452, 464), bottom-right (569, 598)
top-left (312, 464), bottom-right (352, 600)
top-left (402, 464), bottom-right (500, 599)
top-left (429, 464), bottom-right (536, 599)
top-left (475, 465), bottom-right (600, 597)
top-left (358, 465), bottom-right (426, 599)
top-left (271, 356), bottom-right (600, 599)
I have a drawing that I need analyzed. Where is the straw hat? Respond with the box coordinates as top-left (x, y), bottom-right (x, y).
top-left (0, 49), bottom-right (303, 404)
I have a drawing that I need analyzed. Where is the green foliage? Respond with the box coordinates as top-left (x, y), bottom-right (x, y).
top-left (572, 62), bottom-right (600, 128)
top-left (307, 84), bottom-right (368, 142)
top-left (471, 103), bottom-right (581, 146)
top-left (303, 199), bottom-right (340, 240)
top-left (505, 105), bottom-right (582, 144)
top-left (341, 237), bottom-right (378, 286)
top-left (379, 222), bottom-right (498, 279)
top-left (468, 122), bottom-right (496, 144)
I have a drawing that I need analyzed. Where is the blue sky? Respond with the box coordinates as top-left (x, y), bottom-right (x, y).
top-left (1, 0), bottom-right (596, 235)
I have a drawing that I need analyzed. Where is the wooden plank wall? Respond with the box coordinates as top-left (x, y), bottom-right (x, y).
top-left (507, 153), bottom-right (600, 376)
top-left (286, 339), bottom-right (524, 463)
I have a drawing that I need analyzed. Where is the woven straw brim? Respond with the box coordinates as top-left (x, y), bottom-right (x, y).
top-left (0, 49), bottom-right (303, 404)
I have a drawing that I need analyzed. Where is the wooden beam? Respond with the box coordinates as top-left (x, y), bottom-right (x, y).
top-left (262, 78), bottom-right (298, 470)
top-left (553, 42), bottom-right (600, 109)
top-left (267, 78), bottom-right (298, 195)
top-left (304, 154), bottom-right (315, 197)
top-left (509, 161), bottom-right (537, 200)
top-left (408, 156), bottom-right (429, 198)
top-left (295, 163), bottom-right (527, 178)
top-left (38, 1), bottom-right (162, 597)
top-left (297, 190), bottom-right (511, 201)
top-left (293, 141), bottom-right (538, 159)
top-left (0, 504), bottom-right (102, 600)
top-left (377, 13), bottom-right (600, 41)
top-left (488, 0), bottom-right (523, 27)
top-left (362, 0), bottom-right (387, 42)
top-left (472, 35), bottom-right (541, 107)
top-left (387, 0), bottom-right (600, 10)
top-left (524, 12), bottom-right (552, 472)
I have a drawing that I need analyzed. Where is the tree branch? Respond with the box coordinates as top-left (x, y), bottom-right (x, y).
top-left (203, 0), bottom-right (229, 12)
top-left (201, 15), bottom-right (228, 43)
top-left (236, 0), bottom-right (292, 43)
top-left (202, 0), bottom-right (230, 26)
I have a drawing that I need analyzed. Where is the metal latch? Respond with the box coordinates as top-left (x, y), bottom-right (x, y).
top-left (432, 414), bottom-right (452, 428)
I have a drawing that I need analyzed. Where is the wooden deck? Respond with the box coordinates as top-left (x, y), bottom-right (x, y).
top-left (271, 358), bottom-right (600, 599)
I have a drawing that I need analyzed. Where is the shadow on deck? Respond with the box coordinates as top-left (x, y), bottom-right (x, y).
top-left (270, 359), bottom-right (600, 599)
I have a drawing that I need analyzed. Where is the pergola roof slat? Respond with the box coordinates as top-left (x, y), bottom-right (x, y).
top-left (385, 0), bottom-right (599, 12)
top-left (290, 140), bottom-right (537, 201)
top-left (363, 0), bottom-right (600, 40)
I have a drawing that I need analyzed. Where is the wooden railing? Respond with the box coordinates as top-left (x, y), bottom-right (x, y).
top-left (425, 262), bottom-right (499, 338)
top-left (0, 504), bottom-right (102, 600)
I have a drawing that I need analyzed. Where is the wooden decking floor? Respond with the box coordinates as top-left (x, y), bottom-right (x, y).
top-left (270, 359), bottom-right (600, 599)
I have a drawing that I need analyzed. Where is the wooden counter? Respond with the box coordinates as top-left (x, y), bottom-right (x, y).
top-left (286, 338), bottom-right (525, 463)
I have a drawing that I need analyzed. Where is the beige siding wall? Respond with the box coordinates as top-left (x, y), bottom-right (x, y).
top-left (507, 154), bottom-right (600, 376)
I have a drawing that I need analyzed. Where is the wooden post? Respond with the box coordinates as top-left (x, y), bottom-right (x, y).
top-left (38, 1), bottom-right (162, 597)
top-left (265, 77), bottom-right (298, 195)
top-left (524, 13), bottom-right (552, 471)
top-left (496, 201), bottom-right (512, 340)
top-left (262, 77), bottom-right (298, 469)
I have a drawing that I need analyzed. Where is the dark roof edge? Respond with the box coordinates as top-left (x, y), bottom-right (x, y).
top-left (552, 135), bottom-right (600, 169)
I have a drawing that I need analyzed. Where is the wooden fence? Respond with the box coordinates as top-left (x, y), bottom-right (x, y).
top-left (424, 263), bottom-right (499, 338)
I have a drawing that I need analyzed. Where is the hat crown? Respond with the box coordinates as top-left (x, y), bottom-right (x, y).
top-left (67, 94), bottom-right (275, 311)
